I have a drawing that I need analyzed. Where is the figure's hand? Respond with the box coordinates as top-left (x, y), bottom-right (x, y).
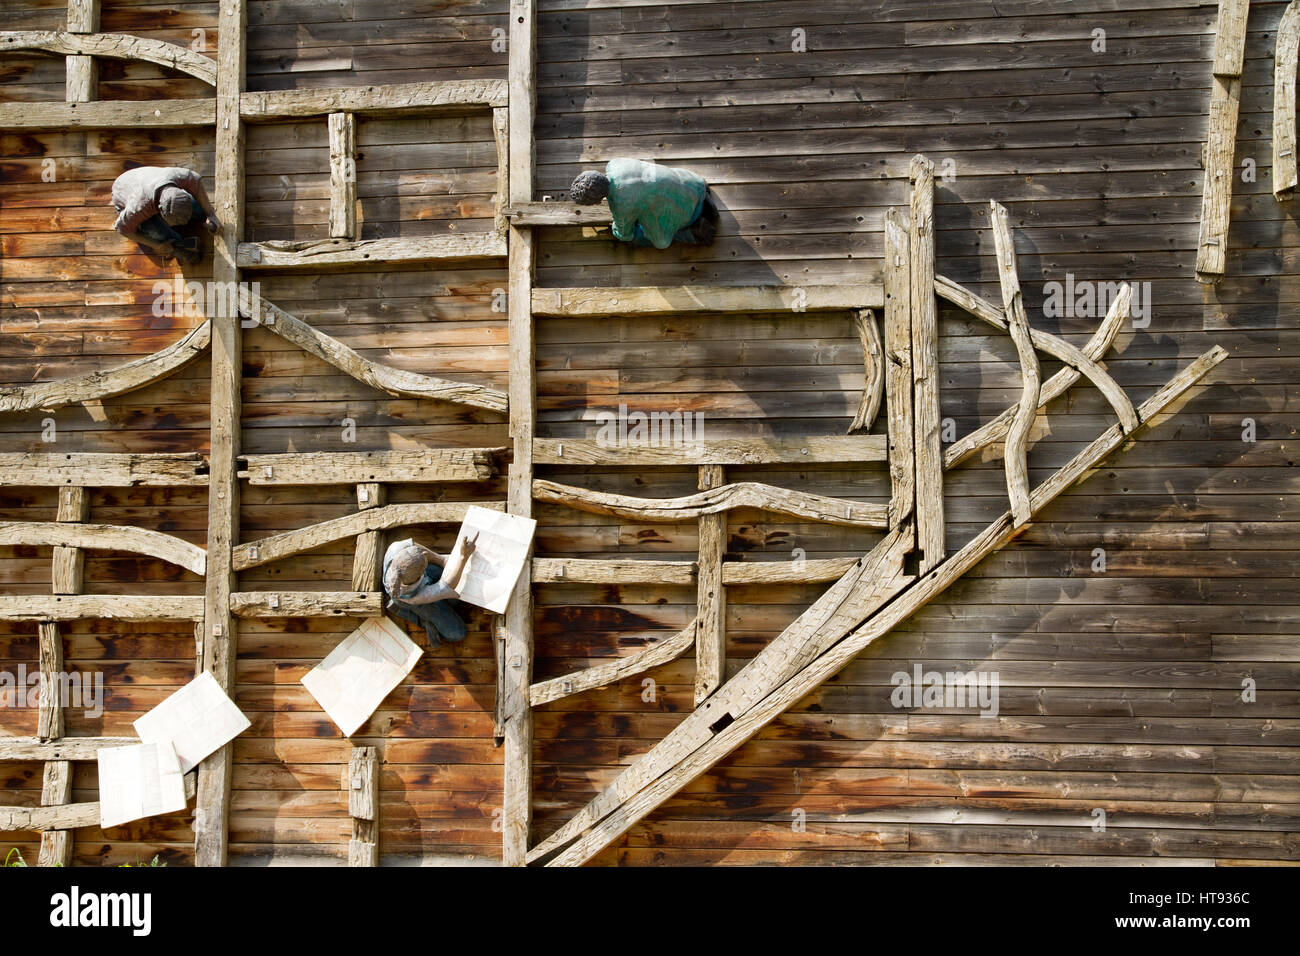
top-left (204, 214), bottom-right (221, 234)
top-left (459, 532), bottom-right (479, 558)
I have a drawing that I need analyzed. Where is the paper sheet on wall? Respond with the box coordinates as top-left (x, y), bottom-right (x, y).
top-left (97, 741), bottom-right (187, 829)
top-left (133, 671), bottom-right (251, 774)
top-left (450, 505), bottom-right (537, 614)
top-left (301, 616), bottom-right (422, 737)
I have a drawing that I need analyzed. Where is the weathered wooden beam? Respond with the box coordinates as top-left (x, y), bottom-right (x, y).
top-left (233, 501), bottom-right (497, 571)
top-left (350, 483), bottom-right (385, 592)
top-left (532, 558), bottom-right (696, 586)
top-left (543, 346), bottom-right (1229, 867)
top-left (532, 284), bottom-right (883, 317)
top-left (0, 596), bottom-right (204, 621)
top-left (195, 0), bottom-right (245, 870)
top-left (882, 208), bottom-right (915, 531)
top-left (0, 321), bottom-right (209, 413)
top-left (64, 0), bottom-right (100, 103)
top-left (507, 202), bottom-right (611, 226)
top-left (237, 234), bottom-right (506, 269)
top-left (2, 796), bottom-right (97, 833)
top-left (0, 522), bottom-right (206, 575)
top-left (240, 289), bottom-right (508, 413)
top-left (51, 485), bottom-right (89, 596)
top-left (1275, 2), bottom-right (1300, 202)
top-left (846, 309), bottom-right (883, 435)
top-left (502, 0), bottom-right (537, 870)
top-left (229, 591), bottom-right (382, 618)
top-left (0, 737), bottom-right (135, 761)
top-left (35, 762), bottom-right (74, 863)
top-left (0, 452), bottom-right (209, 487)
top-left (1196, 0), bottom-right (1250, 282)
top-left (533, 478), bottom-right (887, 528)
top-left (694, 467), bottom-right (726, 705)
top-left (0, 99), bottom-right (215, 129)
top-left (240, 79), bottom-right (507, 119)
top-left (908, 156), bottom-right (944, 571)
top-left (238, 449), bottom-right (498, 485)
top-left (533, 436), bottom-right (887, 466)
top-left (493, 107), bottom-right (509, 238)
top-left (989, 202), bottom-right (1042, 527)
top-left (530, 619), bottom-right (696, 708)
top-left (328, 112), bottom-right (357, 239)
top-left (348, 746), bottom-right (379, 866)
top-left (0, 30), bottom-right (218, 84)
top-left (528, 557), bottom-right (858, 586)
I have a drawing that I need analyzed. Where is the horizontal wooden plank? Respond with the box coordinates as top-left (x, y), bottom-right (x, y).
top-left (532, 285), bottom-right (883, 316)
top-left (0, 596), bottom-right (204, 621)
top-left (507, 202), bottom-right (612, 226)
top-left (240, 79), bottom-right (508, 119)
top-left (0, 453), bottom-right (209, 486)
top-left (229, 591), bottom-right (383, 618)
top-left (237, 234), bottom-right (506, 269)
top-left (238, 449), bottom-right (502, 485)
top-left (0, 99), bottom-right (216, 129)
top-left (0, 737), bottom-right (135, 761)
top-left (533, 436), bottom-right (887, 465)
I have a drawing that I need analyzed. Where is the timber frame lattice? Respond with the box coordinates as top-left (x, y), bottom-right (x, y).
top-left (0, 0), bottom-right (513, 866)
top-left (1, 2), bottom-right (1230, 868)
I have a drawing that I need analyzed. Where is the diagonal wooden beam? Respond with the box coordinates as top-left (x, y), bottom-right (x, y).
top-left (544, 346), bottom-right (1228, 866)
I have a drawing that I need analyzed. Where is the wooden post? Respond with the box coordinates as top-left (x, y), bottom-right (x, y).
top-left (501, 0), bottom-right (537, 868)
top-left (37, 485), bottom-right (88, 867)
top-left (882, 208), bottom-right (915, 535)
top-left (195, 0), bottom-right (245, 869)
top-left (351, 483), bottom-right (386, 590)
top-left (908, 156), bottom-right (943, 571)
top-left (694, 465), bottom-right (726, 705)
top-left (328, 112), bottom-right (357, 239)
top-left (348, 746), bottom-right (379, 866)
top-left (1196, 0), bottom-right (1249, 282)
top-left (492, 107), bottom-right (509, 238)
top-left (65, 0), bottom-right (99, 104)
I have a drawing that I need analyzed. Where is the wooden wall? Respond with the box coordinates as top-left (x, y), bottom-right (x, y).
top-left (1, 0), bottom-right (1297, 866)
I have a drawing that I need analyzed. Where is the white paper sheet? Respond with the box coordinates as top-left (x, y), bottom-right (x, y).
top-left (133, 671), bottom-right (251, 774)
top-left (301, 616), bottom-right (422, 737)
top-left (97, 741), bottom-right (187, 829)
top-left (450, 505), bottom-right (537, 614)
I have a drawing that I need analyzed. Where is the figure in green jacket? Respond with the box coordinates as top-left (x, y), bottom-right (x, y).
top-left (569, 159), bottom-right (718, 249)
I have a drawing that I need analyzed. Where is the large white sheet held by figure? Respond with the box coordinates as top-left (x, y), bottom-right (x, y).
top-left (451, 505), bottom-right (537, 614)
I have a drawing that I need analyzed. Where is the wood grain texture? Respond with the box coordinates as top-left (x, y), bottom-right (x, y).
top-left (532, 285), bottom-right (882, 316)
top-left (328, 112), bottom-right (357, 239)
top-left (1276, 2), bottom-right (1300, 202)
top-left (238, 233), bottom-right (506, 269)
top-left (882, 208), bottom-right (914, 530)
top-left (241, 79), bottom-right (508, 119)
top-left (908, 155), bottom-right (943, 571)
top-left (0, 99), bottom-right (216, 128)
top-left (534, 436), bottom-right (886, 465)
top-left (0, 453), bottom-right (209, 487)
top-left (238, 449), bottom-right (498, 485)
top-left (229, 591), bottom-right (382, 618)
top-left (0, 596), bottom-right (204, 621)
top-left (0, 522), bottom-right (206, 574)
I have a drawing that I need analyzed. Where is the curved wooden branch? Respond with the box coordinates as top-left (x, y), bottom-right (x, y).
top-left (1277, 2), bottom-right (1300, 201)
top-left (989, 202), bottom-right (1041, 526)
top-left (936, 277), bottom-right (1137, 465)
top-left (0, 321), bottom-right (210, 413)
top-left (233, 501), bottom-right (501, 571)
top-left (0, 31), bottom-right (218, 85)
top-left (530, 619), bottom-right (696, 707)
top-left (239, 288), bottom-right (507, 413)
top-left (533, 479), bottom-right (888, 529)
top-left (846, 309), bottom-right (883, 435)
top-left (0, 522), bottom-right (205, 575)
